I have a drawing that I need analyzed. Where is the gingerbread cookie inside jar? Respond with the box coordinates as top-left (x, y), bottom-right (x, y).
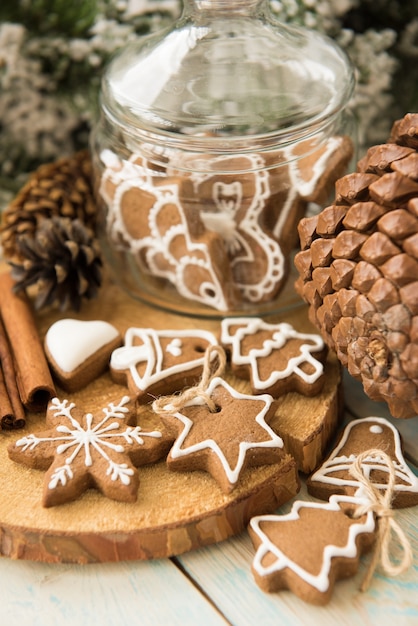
top-left (91, 0), bottom-right (355, 317)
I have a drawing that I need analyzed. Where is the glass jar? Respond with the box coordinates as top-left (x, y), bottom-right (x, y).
top-left (91, 0), bottom-right (356, 318)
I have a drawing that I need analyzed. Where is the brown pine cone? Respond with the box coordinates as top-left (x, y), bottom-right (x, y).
top-left (9, 216), bottom-right (102, 312)
top-left (1, 150), bottom-right (97, 260)
top-left (295, 113), bottom-right (418, 419)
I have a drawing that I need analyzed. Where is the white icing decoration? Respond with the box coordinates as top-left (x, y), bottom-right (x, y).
top-left (168, 377), bottom-right (283, 485)
top-left (310, 416), bottom-right (418, 496)
top-left (99, 151), bottom-right (154, 205)
top-left (250, 494), bottom-right (375, 592)
top-left (110, 328), bottom-right (218, 392)
top-left (166, 338), bottom-right (182, 357)
top-left (369, 425), bottom-right (383, 434)
top-left (45, 319), bottom-right (120, 373)
top-left (221, 317), bottom-right (324, 389)
top-left (104, 172), bottom-right (230, 311)
top-left (190, 153), bottom-right (285, 302)
top-left (272, 136), bottom-right (343, 239)
top-left (15, 396), bottom-right (162, 490)
top-left (290, 137), bottom-right (342, 199)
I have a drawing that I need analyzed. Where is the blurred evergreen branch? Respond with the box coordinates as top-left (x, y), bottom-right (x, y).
top-left (0, 0), bottom-right (417, 187)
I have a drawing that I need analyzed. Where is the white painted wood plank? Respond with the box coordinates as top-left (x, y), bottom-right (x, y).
top-left (176, 484), bottom-right (418, 626)
top-left (0, 557), bottom-right (228, 626)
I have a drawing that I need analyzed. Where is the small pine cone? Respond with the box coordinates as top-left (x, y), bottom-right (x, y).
top-left (295, 113), bottom-right (418, 419)
top-left (10, 216), bottom-right (102, 312)
top-left (1, 150), bottom-right (97, 259)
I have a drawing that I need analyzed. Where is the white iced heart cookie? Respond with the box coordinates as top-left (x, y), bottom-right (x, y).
top-left (45, 319), bottom-right (122, 392)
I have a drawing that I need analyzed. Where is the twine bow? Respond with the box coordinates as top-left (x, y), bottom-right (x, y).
top-left (349, 449), bottom-right (413, 592)
top-left (152, 344), bottom-right (227, 415)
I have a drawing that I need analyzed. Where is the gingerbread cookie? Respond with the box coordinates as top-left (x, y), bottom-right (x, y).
top-left (262, 135), bottom-right (354, 252)
top-left (8, 396), bottom-right (171, 507)
top-left (307, 416), bottom-right (418, 508)
top-left (155, 376), bottom-right (290, 494)
top-left (44, 319), bottom-right (122, 392)
top-left (221, 318), bottom-right (327, 397)
top-left (249, 494), bottom-right (375, 605)
top-left (176, 154), bottom-right (286, 303)
top-left (110, 328), bottom-right (219, 402)
top-left (100, 152), bottom-right (236, 311)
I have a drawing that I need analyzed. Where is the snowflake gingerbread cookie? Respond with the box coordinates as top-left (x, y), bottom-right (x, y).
top-left (154, 376), bottom-right (288, 494)
top-left (110, 327), bottom-right (219, 402)
top-left (8, 396), bottom-right (172, 506)
top-left (221, 317), bottom-right (327, 397)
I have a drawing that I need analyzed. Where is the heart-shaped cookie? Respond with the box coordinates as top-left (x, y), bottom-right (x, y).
top-left (44, 319), bottom-right (122, 392)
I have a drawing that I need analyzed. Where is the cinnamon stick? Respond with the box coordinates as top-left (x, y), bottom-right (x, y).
top-left (0, 272), bottom-right (55, 411)
top-left (0, 317), bottom-right (26, 428)
top-left (0, 365), bottom-right (15, 429)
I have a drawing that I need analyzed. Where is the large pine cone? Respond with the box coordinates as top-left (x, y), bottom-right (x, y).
top-left (295, 113), bottom-right (418, 419)
top-left (1, 150), bottom-right (96, 260)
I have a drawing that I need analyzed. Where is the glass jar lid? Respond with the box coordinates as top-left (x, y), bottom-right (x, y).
top-left (101, 0), bottom-right (355, 146)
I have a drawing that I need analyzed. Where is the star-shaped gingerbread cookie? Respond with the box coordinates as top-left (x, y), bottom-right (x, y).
top-left (8, 396), bottom-right (172, 507)
top-left (158, 377), bottom-right (285, 493)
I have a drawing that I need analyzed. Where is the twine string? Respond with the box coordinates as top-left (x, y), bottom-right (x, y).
top-left (152, 344), bottom-right (227, 415)
top-left (349, 449), bottom-right (413, 592)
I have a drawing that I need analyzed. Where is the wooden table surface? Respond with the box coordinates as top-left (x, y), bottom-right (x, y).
top-left (1, 365), bottom-right (417, 625)
top-left (0, 272), bottom-right (417, 625)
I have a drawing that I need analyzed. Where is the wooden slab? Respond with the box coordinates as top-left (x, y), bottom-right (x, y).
top-left (0, 275), bottom-right (342, 564)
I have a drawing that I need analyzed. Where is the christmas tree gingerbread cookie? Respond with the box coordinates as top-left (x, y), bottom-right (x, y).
top-left (221, 317), bottom-right (327, 397)
top-left (307, 416), bottom-right (418, 508)
top-left (8, 396), bottom-right (172, 507)
top-left (249, 494), bottom-right (376, 605)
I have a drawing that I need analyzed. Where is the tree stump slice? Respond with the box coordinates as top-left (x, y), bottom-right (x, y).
top-left (0, 276), bottom-right (342, 564)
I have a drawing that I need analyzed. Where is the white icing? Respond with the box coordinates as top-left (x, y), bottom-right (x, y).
top-left (272, 136), bottom-right (343, 239)
top-left (166, 338), bottom-right (182, 357)
top-left (310, 416), bottom-right (418, 495)
top-left (167, 376), bottom-right (283, 485)
top-left (369, 425), bottom-right (383, 434)
top-left (221, 317), bottom-right (324, 389)
top-left (105, 173), bottom-right (230, 311)
top-left (15, 396), bottom-right (162, 491)
top-left (289, 136), bottom-right (342, 199)
top-left (191, 153), bottom-right (285, 303)
top-left (110, 328), bottom-right (218, 392)
top-left (250, 494), bottom-right (375, 592)
top-left (45, 319), bottom-right (120, 372)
